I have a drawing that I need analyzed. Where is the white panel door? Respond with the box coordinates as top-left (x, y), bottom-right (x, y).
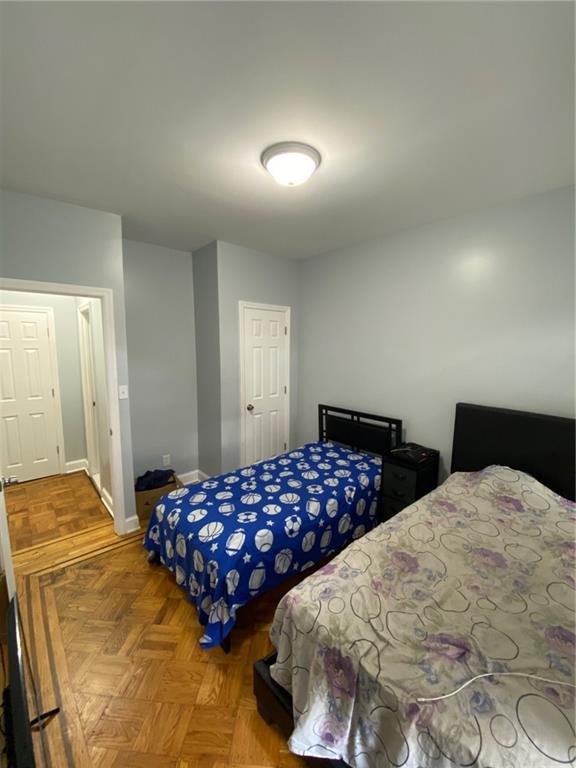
top-left (0, 309), bottom-right (60, 481)
top-left (241, 304), bottom-right (289, 465)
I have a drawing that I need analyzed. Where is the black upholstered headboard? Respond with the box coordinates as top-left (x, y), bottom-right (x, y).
top-left (451, 403), bottom-right (575, 500)
top-left (318, 404), bottom-right (402, 457)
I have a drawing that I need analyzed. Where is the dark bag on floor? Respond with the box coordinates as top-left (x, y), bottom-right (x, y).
top-left (135, 469), bottom-right (175, 492)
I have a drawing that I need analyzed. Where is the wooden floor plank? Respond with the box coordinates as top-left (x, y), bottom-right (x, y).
top-left (43, 584), bottom-right (94, 767)
top-left (6, 472), bottom-right (111, 552)
top-left (12, 473), bottom-right (306, 767)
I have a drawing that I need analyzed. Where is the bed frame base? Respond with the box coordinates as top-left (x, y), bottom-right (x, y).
top-left (220, 636), bottom-right (231, 654)
top-left (254, 653), bottom-right (348, 768)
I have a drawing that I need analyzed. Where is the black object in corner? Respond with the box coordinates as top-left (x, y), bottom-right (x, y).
top-left (135, 469), bottom-right (176, 492)
top-left (253, 653), bottom-right (348, 768)
top-left (3, 597), bottom-right (37, 768)
top-left (381, 443), bottom-right (439, 519)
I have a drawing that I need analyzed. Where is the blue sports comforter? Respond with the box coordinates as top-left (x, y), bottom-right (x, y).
top-left (143, 441), bottom-right (382, 647)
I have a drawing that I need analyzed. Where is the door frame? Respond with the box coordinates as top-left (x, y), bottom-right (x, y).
top-left (77, 301), bottom-right (101, 487)
top-left (238, 300), bottom-right (291, 466)
top-left (0, 278), bottom-right (128, 535)
top-left (0, 482), bottom-right (16, 597)
top-left (0, 304), bottom-right (66, 476)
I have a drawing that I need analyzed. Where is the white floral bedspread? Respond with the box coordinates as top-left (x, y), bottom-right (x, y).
top-left (270, 466), bottom-right (576, 768)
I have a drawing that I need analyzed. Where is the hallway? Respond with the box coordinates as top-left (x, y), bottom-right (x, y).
top-left (6, 472), bottom-right (111, 552)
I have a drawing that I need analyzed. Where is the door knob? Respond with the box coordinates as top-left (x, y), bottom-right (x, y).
top-left (246, 404), bottom-right (254, 412)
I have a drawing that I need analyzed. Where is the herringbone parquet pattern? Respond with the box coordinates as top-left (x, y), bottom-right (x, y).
top-left (19, 536), bottom-right (308, 768)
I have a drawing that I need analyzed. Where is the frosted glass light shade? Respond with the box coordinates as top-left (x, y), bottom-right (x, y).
top-left (261, 142), bottom-right (321, 186)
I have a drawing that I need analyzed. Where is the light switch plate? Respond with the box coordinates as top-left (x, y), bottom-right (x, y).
top-left (118, 385), bottom-right (129, 400)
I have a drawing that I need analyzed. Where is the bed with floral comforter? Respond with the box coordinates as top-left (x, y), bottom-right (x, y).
top-left (270, 466), bottom-right (575, 768)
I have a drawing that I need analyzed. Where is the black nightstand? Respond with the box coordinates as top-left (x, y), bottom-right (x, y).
top-left (381, 445), bottom-right (439, 519)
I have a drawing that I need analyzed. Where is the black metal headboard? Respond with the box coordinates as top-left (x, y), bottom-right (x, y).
top-left (318, 404), bottom-right (402, 457)
top-left (451, 403), bottom-right (575, 500)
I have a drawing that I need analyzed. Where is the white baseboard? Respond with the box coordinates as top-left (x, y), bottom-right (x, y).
top-left (65, 460), bottom-right (114, 520)
top-left (178, 469), bottom-right (209, 485)
top-left (65, 458), bottom-right (88, 474)
top-left (123, 514), bottom-right (141, 534)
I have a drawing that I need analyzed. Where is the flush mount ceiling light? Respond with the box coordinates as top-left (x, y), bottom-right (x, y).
top-left (261, 142), bottom-right (321, 186)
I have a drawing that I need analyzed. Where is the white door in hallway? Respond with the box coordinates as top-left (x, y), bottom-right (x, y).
top-left (240, 302), bottom-right (290, 466)
top-left (0, 308), bottom-right (62, 481)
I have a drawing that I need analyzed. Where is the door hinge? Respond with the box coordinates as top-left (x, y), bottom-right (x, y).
top-left (284, 326), bottom-right (287, 335)
top-left (283, 442), bottom-right (287, 450)
top-left (56, 445), bottom-right (60, 455)
top-left (47, 327), bottom-right (50, 338)
top-left (52, 387), bottom-right (55, 397)
top-left (284, 385), bottom-right (287, 395)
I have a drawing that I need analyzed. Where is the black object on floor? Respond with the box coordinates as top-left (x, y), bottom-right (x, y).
top-left (253, 652), bottom-right (348, 768)
top-left (135, 469), bottom-right (175, 491)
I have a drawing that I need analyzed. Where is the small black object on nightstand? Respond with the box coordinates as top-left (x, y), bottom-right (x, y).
top-left (381, 443), bottom-right (439, 519)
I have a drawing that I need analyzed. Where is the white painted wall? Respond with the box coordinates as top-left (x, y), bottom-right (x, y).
top-left (123, 239), bottom-right (199, 478)
top-left (297, 187), bottom-right (575, 477)
top-left (0, 289), bottom-right (87, 463)
top-left (0, 189), bottom-right (136, 527)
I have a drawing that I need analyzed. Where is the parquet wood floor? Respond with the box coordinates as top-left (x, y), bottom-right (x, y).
top-left (16, 530), bottom-right (308, 767)
top-left (6, 472), bottom-right (111, 552)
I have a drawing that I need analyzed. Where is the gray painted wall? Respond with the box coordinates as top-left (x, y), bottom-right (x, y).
top-left (0, 189), bottom-right (136, 525)
top-left (217, 241), bottom-right (300, 472)
top-left (297, 186), bottom-right (575, 477)
top-left (192, 242), bottom-right (221, 476)
top-left (0, 289), bottom-right (87, 462)
top-left (123, 239), bottom-right (199, 478)
top-left (3, 186), bottom-right (571, 505)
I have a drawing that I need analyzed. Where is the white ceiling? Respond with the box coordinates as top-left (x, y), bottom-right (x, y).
top-left (1, 2), bottom-right (573, 258)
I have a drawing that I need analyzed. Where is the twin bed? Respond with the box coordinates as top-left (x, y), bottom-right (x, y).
top-left (254, 403), bottom-right (576, 768)
top-left (143, 404), bottom-right (403, 649)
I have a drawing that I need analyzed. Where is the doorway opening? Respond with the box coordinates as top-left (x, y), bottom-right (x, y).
top-left (0, 280), bottom-right (126, 552)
